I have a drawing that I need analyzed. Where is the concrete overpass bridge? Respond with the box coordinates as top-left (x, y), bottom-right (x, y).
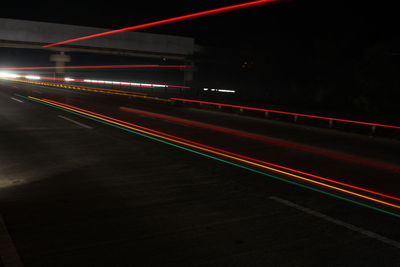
top-left (0, 18), bottom-right (194, 59)
top-left (0, 18), bottom-right (195, 78)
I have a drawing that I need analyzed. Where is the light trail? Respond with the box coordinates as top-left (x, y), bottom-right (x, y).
top-left (3, 75), bottom-right (190, 90)
top-left (16, 94), bottom-right (400, 217)
top-left (46, 76), bottom-right (190, 89)
top-left (5, 78), bottom-right (171, 102)
top-left (43, 0), bottom-right (280, 47)
top-left (44, 100), bottom-right (400, 202)
top-left (172, 98), bottom-right (400, 131)
top-left (0, 65), bottom-right (187, 70)
top-left (7, 78), bottom-right (147, 96)
top-left (21, 96), bottom-right (400, 212)
top-left (119, 107), bottom-right (400, 174)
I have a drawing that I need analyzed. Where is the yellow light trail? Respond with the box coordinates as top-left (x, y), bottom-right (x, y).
top-left (32, 96), bottom-right (400, 211)
top-left (5, 78), bottom-right (171, 102)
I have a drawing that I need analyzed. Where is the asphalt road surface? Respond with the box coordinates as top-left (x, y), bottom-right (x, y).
top-left (0, 80), bottom-right (399, 266)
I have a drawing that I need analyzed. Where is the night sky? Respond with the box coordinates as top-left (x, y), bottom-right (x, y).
top-left (2, 1), bottom-right (396, 48)
top-left (2, 0), bottom-right (400, 116)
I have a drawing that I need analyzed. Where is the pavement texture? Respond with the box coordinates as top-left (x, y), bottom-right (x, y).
top-left (0, 80), bottom-right (399, 266)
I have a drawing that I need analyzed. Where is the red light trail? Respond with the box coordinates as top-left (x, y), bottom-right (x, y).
top-left (171, 98), bottom-right (400, 131)
top-left (40, 99), bottom-right (400, 203)
top-left (119, 107), bottom-right (400, 173)
top-left (15, 94), bottom-right (400, 217)
top-left (0, 65), bottom-right (187, 70)
top-left (43, 0), bottom-right (280, 47)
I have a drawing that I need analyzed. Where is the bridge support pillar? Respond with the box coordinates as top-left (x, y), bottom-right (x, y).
top-left (50, 52), bottom-right (71, 78)
top-left (182, 61), bottom-right (196, 88)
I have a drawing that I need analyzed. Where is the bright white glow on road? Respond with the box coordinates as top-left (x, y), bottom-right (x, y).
top-left (203, 87), bottom-right (235, 93)
top-left (8, 75), bottom-right (175, 89)
top-left (0, 72), bottom-right (21, 78)
top-left (81, 79), bottom-right (168, 88)
top-left (25, 75), bottom-right (41, 80)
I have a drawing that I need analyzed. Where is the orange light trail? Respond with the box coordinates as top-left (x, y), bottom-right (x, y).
top-left (4, 78), bottom-right (176, 102)
top-left (119, 107), bottom-right (400, 174)
top-left (11, 75), bottom-right (191, 89)
top-left (31, 97), bottom-right (400, 210)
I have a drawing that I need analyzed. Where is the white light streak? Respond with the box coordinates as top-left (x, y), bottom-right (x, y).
top-left (203, 87), bottom-right (235, 93)
top-left (0, 72), bottom-right (21, 78)
top-left (25, 75), bottom-right (41, 80)
top-left (217, 89), bottom-right (235, 93)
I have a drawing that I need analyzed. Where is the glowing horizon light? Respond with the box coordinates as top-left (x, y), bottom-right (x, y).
top-left (0, 72), bottom-right (21, 78)
top-left (25, 75), bottom-right (41, 80)
top-left (43, 0), bottom-right (281, 47)
top-left (11, 75), bottom-right (189, 90)
top-left (0, 64), bottom-right (187, 70)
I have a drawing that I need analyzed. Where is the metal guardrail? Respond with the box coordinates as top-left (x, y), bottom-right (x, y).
top-left (171, 98), bottom-right (400, 133)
